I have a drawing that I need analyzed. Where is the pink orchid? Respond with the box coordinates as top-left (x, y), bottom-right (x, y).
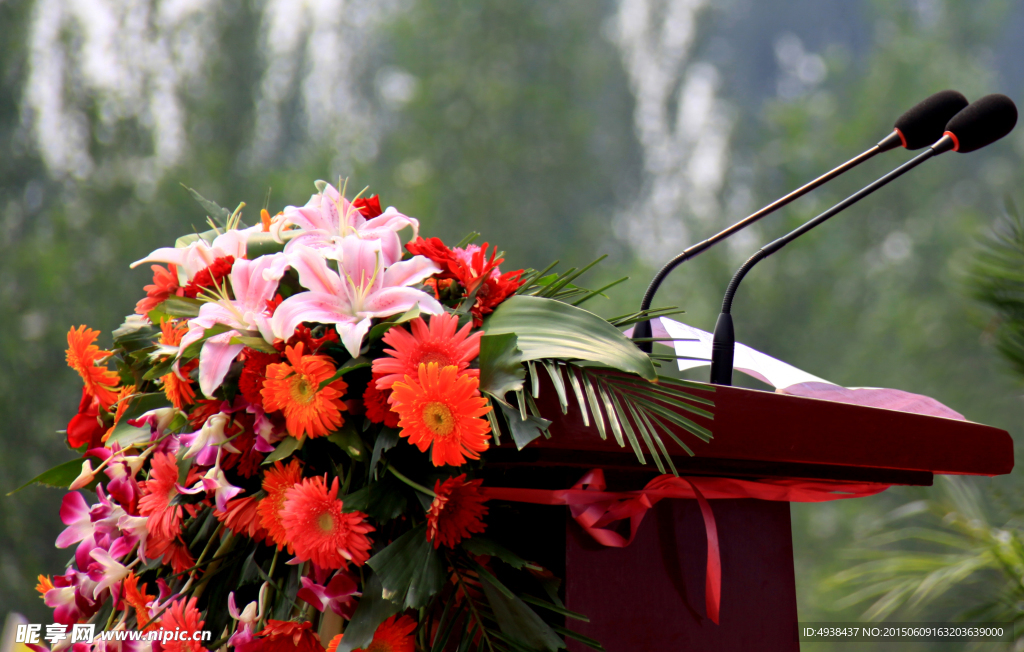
top-left (246, 402), bottom-right (283, 453)
top-left (202, 463), bottom-right (243, 512)
top-left (177, 253), bottom-right (289, 397)
top-left (117, 515), bottom-right (150, 560)
top-left (130, 227), bottom-right (251, 281)
top-left (272, 238), bottom-right (443, 357)
top-left (87, 547), bottom-right (130, 599)
top-left (45, 571), bottom-right (84, 626)
top-left (179, 412), bottom-right (240, 464)
top-left (297, 572), bottom-right (361, 618)
top-left (274, 181), bottom-right (418, 265)
top-left (57, 492), bottom-right (93, 549)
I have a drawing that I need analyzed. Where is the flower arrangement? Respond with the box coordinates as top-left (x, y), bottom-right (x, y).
top-left (22, 180), bottom-right (713, 651)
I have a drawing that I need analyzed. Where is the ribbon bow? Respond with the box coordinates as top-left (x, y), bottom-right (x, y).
top-left (483, 470), bottom-right (889, 624)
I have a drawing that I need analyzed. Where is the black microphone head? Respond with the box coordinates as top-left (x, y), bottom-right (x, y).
top-left (945, 93), bottom-right (1018, 153)
top-left (892, 90), bottom-right (969, 149)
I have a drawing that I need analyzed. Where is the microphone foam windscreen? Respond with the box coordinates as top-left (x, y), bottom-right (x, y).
top-left (893, 90), bottom-right (969, 149)
top-left (945, 94), bottom-right (1018, 153)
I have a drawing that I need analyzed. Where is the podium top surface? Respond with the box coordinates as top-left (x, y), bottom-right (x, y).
top-left (512, 379), bottom-right (1014, 486)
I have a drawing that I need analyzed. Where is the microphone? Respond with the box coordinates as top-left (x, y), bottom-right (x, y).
top-left (708, 94), bottom-right (1018, 386)
top-left (633, 90), bottom-right (969, 352)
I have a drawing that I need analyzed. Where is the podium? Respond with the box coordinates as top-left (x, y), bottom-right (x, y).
top-left (482, 379), bottom-right (1013, 651)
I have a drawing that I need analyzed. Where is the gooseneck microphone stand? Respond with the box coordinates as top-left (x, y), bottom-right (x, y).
top-left (708, 134), bottom-right (956, 386)
top-left (632, 131), bottom-right (903, 352)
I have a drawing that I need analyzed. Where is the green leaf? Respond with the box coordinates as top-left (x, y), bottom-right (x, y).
top-left (106, 393), bottom-right (172, 447)
top-left (175, 228), bottom-right (218, 249)
top-left (229, 336), bottom-right (277, 354)
top-left (461, 537), bottom-right (533, 570)
top-left (155, 296), bottom-right (203, 318)
top-left (181, 324), bottom-right (235, 358)
top-left (8, 458), bottom-right (85, 495)
top-left (327, 424), bottom-right (366, 460)
top-left (480, 578), bottom-right (565, 651)
top-left (342, 473), bottom-right (407, 523)
top-left (367, 305), bottom-right (423, 341)
top-left (370, 427), bottom-right (401, 479)
top-left (244, 232), bottom-right (283, 258)
top-left (337, 572), bottom-right (399, 652)
top-left (483, 295), bottom-right (656, 381)
top-left (478, 333), bottom-right (526, 397)
top-left (366, 525), bottom-right (446, 610)
top-left (318, 358), bottom-right (371, 390)
top-left (492, 397), bottom-right (550, 450)
top-left (262, 436), bottom-right (300, 464)
top-left (183, 185), bottom-right (232, 223)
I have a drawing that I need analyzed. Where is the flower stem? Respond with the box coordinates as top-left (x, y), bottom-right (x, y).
top-left (387, 465), bottom-right (436, 497)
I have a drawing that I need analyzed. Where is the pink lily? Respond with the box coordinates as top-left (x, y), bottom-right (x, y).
top-left (129, 227), bottom-right (251, 281)
top-left (272, 238), bottom-right (443, 357)
top-left (177, 253), bottom-right (289, 397)
top-left (274, 181), bottom-right (419, 265)
top-left (297, 571), bottom-right (361, 618)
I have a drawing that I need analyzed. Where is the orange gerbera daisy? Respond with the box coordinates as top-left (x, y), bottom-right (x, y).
top-left (137, 452), bottom-right (184, 546)
top-left (148, 538), bottom-right (195, 575)
top-left (66, 325), bottom-right (121, 410)
top-left (426, 475), bottom-right (489, 549)
top-left (258, 620), bottom-right (325, 652)
top-left (280, 476), bottom-right (374, 570)
top-left (135, 263), bottom-right (183, 316)
top-left (262, 342), bottom-right (348, 439)
top-left (326, 615), bottom-right (417, 652)
top-left (101, 385), bottom-right (136, 443)
top-left (390, 363), bottom-right (492, 467)
top-left (158, 320), bottom-right (197, 409)
top-left (123, 571), bottom-right (157, 631)
top-left (159, 597), bottom-right (206, 652)
top-left (372, 312), bottom-right (482, 391)
top-left (35, 575), bottom-right (53, 601)
top-left (216, 494), bottom-right (268, 542)
top-left (258, 460), bottom-right (304, 552)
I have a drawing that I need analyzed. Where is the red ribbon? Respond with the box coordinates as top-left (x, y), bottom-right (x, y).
top-left (481, 470), bottom-right (889, 624)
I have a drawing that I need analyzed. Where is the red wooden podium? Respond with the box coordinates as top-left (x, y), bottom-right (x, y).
top-left (483, 380), bottom-right (1013, 651)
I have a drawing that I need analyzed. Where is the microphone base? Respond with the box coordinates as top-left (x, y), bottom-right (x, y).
top-left (709, 312), bottom-right (735, 386)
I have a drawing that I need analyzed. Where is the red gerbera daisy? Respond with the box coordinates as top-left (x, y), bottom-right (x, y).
top-left (426, 475), bottom-right (489, 549)
top-left (371, 312), bottom-right (482, 391)
top-left (258, 459), bottom-right (304, 552)
top-left (363, 376), bottom-right (399, 428)
top-left (159, 597), bottom-right (206, 652)
top-left (66, 325), bottom-right (121, 410)
top-left (149, 537), bottom-right (196, 575)
top-left (262, 343), bottom-right (349, 439)
top-left (389, 363), bottom-right (492, 467)
top-left (280, 476), bottom-right (374, 570)
top-left (258, 620), bottom-right (325, 652)
top-left (324, 615), bottom-right (417, 652)
top-left (138, 452), bottom-right (184, 546)
top-left (215, 494), bottom-right (268, 542)
top-left (136, 263), bottom-right (183, 316)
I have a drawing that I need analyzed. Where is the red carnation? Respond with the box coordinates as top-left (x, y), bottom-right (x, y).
top-left (363, 376), bottom-right (400, 428)
top-left (183, 255), bottom-right (236, 299)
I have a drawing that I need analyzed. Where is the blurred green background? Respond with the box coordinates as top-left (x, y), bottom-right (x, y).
top-left (2, 0), bottom-right (1023, 649)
